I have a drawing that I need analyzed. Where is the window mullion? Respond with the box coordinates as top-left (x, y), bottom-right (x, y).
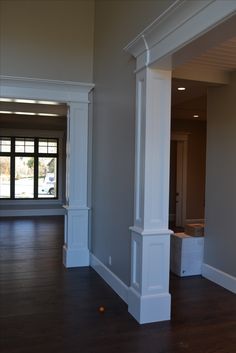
top-left (11, 137), bottom-right (15, 199)
top-left (34, 138), bottom-right (39, 199)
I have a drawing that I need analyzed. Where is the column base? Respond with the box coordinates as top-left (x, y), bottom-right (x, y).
top-left (128, 287), bottom-right (171, 324)
top-left (63, 245), bottom-right (90, 268)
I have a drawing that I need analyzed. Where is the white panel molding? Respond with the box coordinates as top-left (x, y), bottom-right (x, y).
top-left (90, 253), bottom-right (129, 304)
top-left (0, 76), bottom-right (94, 103)
top-left (66, 102), bottom-right (89, 207)
top-left (133, 68), bottom-right (172, 232)
top-left (128, 230), bottom-right (171, 324)
top-left (125, 0), bottom-right (236, 326)
top-left (124, 0), bottom-right (236, 71)
top-left (129, 67), bottom-right (172, 323)
top-left (202, 263), bottom-right (236, 294)
top-left (63, 208), bottom-right (90, 267)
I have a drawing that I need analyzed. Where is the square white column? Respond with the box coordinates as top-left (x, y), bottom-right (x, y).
top-left (63, 102), bottom-right (90, 268)
top-left (128, 68), bottom-right (172, 323)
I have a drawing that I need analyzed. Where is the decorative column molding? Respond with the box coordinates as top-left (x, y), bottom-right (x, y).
top-left (124, 0), bottom-right (236, 72)
top-left (128, 68), bottom-right (172, 324)
top-left (63, 101), bottom-right (90, 268)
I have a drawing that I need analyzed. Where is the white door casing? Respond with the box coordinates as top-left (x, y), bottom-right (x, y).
top-left (0, 76), bottom-right (94, 268)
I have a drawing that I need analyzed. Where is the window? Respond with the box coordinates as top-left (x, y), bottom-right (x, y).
top-left (0, 137), bottom-right (58, 199)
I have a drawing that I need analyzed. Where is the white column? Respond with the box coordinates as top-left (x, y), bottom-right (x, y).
top-left (63, 102), bottom-right (90, 267)
top-left (128, 68), bottom-right (172, 324)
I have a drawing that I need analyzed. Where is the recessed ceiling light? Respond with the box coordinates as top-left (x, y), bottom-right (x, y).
top-left (0, 110), bottom-right (13, 114)
top-left (38, 113), bottom-right (59, 117)
top-left (14, 99), bottom-right (37, 104)
top-left (0, 98), bottom-right (13, 102)
top-left (177, 87), bottom-right (186, 91)
top-left (37, 100), bottom-right (59, 105)
top-left (14, 112), bottom-right (36, 115)
top-left (193, 114), bottom-right (199, 118)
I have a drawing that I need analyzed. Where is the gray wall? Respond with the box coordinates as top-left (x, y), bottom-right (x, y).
top-left (204, 71), bottom-right (236, 277)
top-left (92, 0), bottom-right (175, 285)
top-left (0, 0), bottom-right (94, 82)
top-left (171, 119), bottom-right (206, 220)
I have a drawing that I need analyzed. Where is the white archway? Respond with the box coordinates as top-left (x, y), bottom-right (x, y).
top-left (124, 0), bottom-right (236, 324)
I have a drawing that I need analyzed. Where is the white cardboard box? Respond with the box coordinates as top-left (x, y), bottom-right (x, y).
top-left (170, 232), bottom-right (204, 277)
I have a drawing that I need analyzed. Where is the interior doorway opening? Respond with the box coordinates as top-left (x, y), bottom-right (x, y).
top-left (0, 98), bottom-right (67, 216)
top-left (169, 78), bottom-right (207, 233)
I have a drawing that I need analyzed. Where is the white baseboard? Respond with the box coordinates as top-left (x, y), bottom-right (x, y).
top-left (185, 218), bottom-right (205, 225)
top-left (90, 253), bottom-right (129, 304)
top-left (202, 263), bottom-right (236, 294)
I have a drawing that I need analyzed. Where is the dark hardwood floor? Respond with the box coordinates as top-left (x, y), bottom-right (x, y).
top-left (0, 216), bottom-right (235, 353)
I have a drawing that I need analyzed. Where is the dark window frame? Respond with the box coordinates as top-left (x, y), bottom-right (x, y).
top-left (0, 136), bottom-right (59, 200)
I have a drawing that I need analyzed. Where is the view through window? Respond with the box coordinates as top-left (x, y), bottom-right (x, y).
top-left (0, 137), bottom-right (58, 199)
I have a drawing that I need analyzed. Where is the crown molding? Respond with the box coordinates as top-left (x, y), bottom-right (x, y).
top-left (124, 0), bottom-right (236, 71)
top-left (0, 75), bottom-right (95, 103)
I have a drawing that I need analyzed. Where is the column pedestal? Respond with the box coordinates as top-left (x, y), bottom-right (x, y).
top-left (128, 229), bottom-right (171, 323)
top-left (63, 207), bottom-right (89, 268)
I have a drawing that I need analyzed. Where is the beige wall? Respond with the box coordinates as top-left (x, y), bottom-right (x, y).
top-left (205, 71), bottom-right (236, 277)
top-left (0, 0), bottom-right (94, 82)
top-left (171, 119), bottom-right (207, 221)
top-left (92, 0), bottom-right (175, 285)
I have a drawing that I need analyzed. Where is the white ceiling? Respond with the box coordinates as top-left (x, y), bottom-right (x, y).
top-left (172, 34), bottom-right (236, 121)
top-left (177, 36), bottom-right (236, 74)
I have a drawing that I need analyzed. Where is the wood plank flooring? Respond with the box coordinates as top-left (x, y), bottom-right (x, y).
top-left (0, 216), bottom-right (235, 353)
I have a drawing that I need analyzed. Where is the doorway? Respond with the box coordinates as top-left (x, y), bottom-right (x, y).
top-left (0, 76), bottom-right (94, 267)
top-left (169, 133), bottom-right (188, 229)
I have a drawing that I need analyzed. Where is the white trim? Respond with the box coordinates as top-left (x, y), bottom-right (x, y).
top-left (90, 253), bottom-right (129, 304)
top-left (124, 0), bottom-right (236, 71)
top-left (63, 245), bottom-right (89, 268)
top-left (124, 0), bottom-right (236, 325)
top-left (202, 263), bottom-right (236, 294)
top-left (129, 228), bottom-right (171, 323)
top-left (128, 287), bottom-right (171, 324)
top-left (0, 76), bottom-right (94, 103)
top-left (130, 225), bottom-right (172, 236)
top-left (0, 75), bottom-right (94, 269)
